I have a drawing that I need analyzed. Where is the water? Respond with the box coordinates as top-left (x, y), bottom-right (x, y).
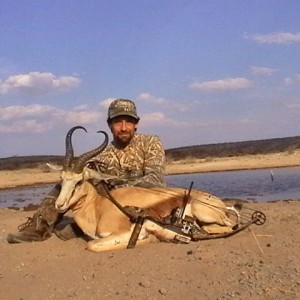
top-left (166, 167), bottom-right (300, 202)
top-left (0, 167), bottom-right (300, 208)
top-left (0, 184), bottom-right (53, 208)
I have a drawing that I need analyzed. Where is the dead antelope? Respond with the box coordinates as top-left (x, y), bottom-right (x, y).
top-left (55, 126), bottom-right (239, 252)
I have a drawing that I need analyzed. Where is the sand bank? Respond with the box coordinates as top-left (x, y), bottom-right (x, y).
top-left (1, 150), bottom-right (300, 189)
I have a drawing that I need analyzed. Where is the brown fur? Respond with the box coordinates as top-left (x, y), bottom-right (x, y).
top-left (55, 171), bottom-right (237, 252)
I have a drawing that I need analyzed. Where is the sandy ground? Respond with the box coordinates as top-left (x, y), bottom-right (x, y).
top-left (0, 201), bottom-right (299, 299)
top-left (0, 151), bottom-right (300, 299)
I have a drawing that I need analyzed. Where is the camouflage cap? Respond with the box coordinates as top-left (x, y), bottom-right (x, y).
top-left (107, 99), bottom-right (140, 122)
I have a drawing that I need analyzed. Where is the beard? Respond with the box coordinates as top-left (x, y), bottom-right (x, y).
top-left (114, 131), bottom-right (134, 148)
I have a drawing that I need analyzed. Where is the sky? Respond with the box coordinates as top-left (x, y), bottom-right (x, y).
top-left (1, 1), bottom-right (300, 158)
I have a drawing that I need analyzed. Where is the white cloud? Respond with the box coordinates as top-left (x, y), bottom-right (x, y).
top-left (284, 74), bottom-right (300, 85)
top-left (137, 93), bottom-right (167, 104)
top-left (99, 98), bottom-right (117, 109)
top-left (0, 119), bottom-right (53, 133)
top-left (0, 103), bottom-right (103, 133)
top-left (137, 93), bottom-right (188, 112)
top-left (73, 104), bottom-right (89, 111)
top-left (142, 112), bottom-right (166, 123)
top-left (0, 104), bottom-right (57, 120)
top-left (64, 110), bottom-right (101, 125)
top-left (250, 66), bottom-right (277, 76)
top-left (286, 102), bottom-right (300, 109)
top-left (141, 112), bottom-right (196, 129)
top-left (0, 72), bottom-right (80, 95)
top-left (62, 104), bottom-right (104, 124)
top-left (189, 77), bottom-right (252, 92)
top-left (245, 32), bottom-right (300, 44)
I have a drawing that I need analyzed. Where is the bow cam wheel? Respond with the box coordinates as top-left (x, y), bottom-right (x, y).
top-left (251, 211), bottom-right (266, 225)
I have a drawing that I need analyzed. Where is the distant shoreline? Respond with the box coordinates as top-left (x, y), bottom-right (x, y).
top-left (165, 150), bottom-right (300, 175)
top-left (1, 150), bottom-right (300, 189)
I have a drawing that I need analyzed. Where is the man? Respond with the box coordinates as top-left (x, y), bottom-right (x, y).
top-left (7, 99), bottom-right (166, 243)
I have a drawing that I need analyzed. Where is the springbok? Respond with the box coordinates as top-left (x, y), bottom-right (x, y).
top-left (55, 126), bottom-right (239, 252)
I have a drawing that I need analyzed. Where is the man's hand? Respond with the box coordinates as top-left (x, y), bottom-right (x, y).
top-left (83, 166), bottom-right (117, 182)
top-left (86, 161), bottom-right (108, 173)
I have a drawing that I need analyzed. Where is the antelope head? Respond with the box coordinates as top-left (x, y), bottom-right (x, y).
top-left (55, 126), bottom-right (108, 212)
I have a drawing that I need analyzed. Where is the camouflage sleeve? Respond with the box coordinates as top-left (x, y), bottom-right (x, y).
top-left (126, 135), bottom-right (166, 188)
top-left (86, 134), bottom-right (166, 188)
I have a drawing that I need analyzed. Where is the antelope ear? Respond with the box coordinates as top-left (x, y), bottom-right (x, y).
top-left (46, 162), bottom-right (63, 171)
top-left (83, 168), bottom-right (91, 180)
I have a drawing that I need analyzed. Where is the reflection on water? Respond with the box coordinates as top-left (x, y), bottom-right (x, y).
top-left (0, 184), bottom-right (53, 208)
top-left (166, 167), bottom-right (300, 202)
top-left (1, 167), bottom-right (300, 208)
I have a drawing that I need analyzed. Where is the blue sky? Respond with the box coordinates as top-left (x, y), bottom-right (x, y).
top-left (1, 1), bottom-right (300, 157)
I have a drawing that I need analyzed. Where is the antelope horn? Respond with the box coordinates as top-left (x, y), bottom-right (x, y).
top-left (63, 126), bottom-right (87, 171)
top-left (73, 130), bottom-right (109, 173)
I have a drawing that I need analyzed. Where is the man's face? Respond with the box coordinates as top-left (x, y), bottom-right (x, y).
top-left (109, 116), bottom-right (138, 148)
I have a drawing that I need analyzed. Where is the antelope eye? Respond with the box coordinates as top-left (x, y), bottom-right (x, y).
top-left (75, 180), bottom-right (83, 188)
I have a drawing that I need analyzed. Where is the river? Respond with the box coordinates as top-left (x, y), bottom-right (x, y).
top-left (1, 167), bottom-right (299, 208)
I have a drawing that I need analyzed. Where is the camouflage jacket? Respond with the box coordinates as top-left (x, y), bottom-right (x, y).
top-left (88, 133), bottom-right (166, 188)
